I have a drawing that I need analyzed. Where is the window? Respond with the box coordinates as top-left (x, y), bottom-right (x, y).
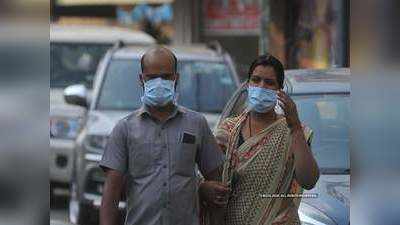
top-left (293, 94), bottom-right (350, 172)
top-left (51, 43), bottom-right (111, 88)
top-left (96, 59), bottom-right (237, 113)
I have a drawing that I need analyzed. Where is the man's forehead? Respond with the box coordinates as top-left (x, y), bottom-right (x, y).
top-left (144, 53), bottom-right (174, 64)
top-left (141, 48), bottom-right (176, 72)
top-left (143, 47), bottom-right (175, 62)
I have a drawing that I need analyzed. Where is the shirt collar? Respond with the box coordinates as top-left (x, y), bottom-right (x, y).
top-left (136, 104), bottom-right (186, 118)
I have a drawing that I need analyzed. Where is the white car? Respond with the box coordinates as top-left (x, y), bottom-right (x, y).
top-left (50, 24), bottom-right (155, 197)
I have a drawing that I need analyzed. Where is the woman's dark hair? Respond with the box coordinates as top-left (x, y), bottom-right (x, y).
top-left (248, 53), bottom-right (285, 88)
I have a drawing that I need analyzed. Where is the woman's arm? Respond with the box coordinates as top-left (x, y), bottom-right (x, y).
top-left (290, 128), bottom-right (319, 190)
top-left (277, 90), bottom-right (319, 190)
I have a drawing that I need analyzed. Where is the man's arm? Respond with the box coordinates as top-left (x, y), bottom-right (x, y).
top-left (100, 169), bottom-right (125, 225)
top-left (200, 165), bottom-right (229, 205)
top-left (197, 115), bottom-right (230, 225)
top-left (203, 164), bottom-right (222, 181)
top-left (200, 166), bottom-right (228, 225)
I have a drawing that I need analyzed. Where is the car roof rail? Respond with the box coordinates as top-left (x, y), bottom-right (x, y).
top-left (206, 40), bottom-right (224, 55)
top-left (112, 40), bottom-right (125, 50)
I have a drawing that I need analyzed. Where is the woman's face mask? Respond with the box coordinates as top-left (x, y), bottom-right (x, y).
top-left (247, 86), bottom-right (277, 113)
top-left (141, 77), bottom-right (176, 107)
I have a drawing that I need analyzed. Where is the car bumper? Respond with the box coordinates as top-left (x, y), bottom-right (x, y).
top-left (50, 138), bottom-right (75, 184)
top-left (69, 190), bottom-right (125, 224)
top-left (83, 193), bottom-right (126, 210)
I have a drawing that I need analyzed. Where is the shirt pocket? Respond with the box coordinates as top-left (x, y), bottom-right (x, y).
top-left (129, 143), bottom-right (154, 178)
top-left (175, 142), bottom-right (197, 177)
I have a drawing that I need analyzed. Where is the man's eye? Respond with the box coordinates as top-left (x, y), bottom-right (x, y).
top-left (251, 77), bottom-right (260, 82)
top-left (264, 80), bottom-right (274, 84)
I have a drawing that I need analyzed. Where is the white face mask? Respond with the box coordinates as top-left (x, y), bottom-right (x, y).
top-left (141, 77), bottom-right (176, 107)
top-left (247, 86), bottom-right (277, 113)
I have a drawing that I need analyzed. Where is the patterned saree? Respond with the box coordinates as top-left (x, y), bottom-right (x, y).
top-left (202, 111), bottom-right (312, 225)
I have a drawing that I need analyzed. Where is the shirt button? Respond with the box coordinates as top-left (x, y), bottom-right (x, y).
top-left (163, 165), bottom-right (167, 169)
top-left (163, 182), bottom-right (167, 186)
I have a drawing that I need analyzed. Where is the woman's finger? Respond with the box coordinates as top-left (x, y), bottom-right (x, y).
top-left (278, 98), bottom-right (287, 108)
top-left (277, 93), bottom-right (289, 103)
top-left (278, 101), bottom-right (288, 114)
top-left (278, 98), bottom-right (288, 107)
top-left (277, 90), bottom-right (288, 99)
top-left (279, 94), bottom-right (296, 111)
top-left (285, 95), bottom-right (295, 106)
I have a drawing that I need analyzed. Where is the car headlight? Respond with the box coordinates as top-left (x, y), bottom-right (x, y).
top-left (84, 135), bottom-right (108, 150)
top-left (50, 117), bottom-right (81, 139)
top-left (299, 202), bottom-right (337, 225)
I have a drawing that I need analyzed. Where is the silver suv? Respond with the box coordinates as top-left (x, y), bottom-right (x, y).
top-left (65, 43), bottom-right (240, 225)
top-left (50, 24), bottom-right (155, 197)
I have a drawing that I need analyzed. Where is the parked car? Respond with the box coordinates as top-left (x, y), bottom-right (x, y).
top-left (218, 68), bottom-right (350, 225)
top-left (65, 42), bottom-right (240, 225)
top-left (50, 24), bottom-right (156, 197)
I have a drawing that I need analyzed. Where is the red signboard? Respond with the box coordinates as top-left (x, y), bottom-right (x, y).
top-left (203, 0), bottom-right (261, 35)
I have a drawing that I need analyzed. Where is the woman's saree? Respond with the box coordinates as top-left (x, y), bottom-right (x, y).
top-left (202, 111), bottom-right (312, 225)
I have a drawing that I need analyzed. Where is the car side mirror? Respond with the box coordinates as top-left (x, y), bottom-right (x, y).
top-left (63, 84), bottom-right (88, 108)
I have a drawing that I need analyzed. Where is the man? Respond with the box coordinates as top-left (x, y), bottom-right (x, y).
top-left (99, 46), bottom-right (229, 225)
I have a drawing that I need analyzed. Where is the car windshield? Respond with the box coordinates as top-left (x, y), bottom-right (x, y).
top-left (96, 58), bottom-right (237, 113)
top-left (292, 94), bottom-right (349, 173)
top-left (50, 43), bottom-right (111, 89)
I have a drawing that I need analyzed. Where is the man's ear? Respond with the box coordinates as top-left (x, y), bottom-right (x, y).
top-left (139, 74), bottom-right (144, 87)
top-left (174, 73), bottom-right (180, 89)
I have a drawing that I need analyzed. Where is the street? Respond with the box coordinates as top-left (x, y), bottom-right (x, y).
top-left (48, 1), bottom-right (351, 225)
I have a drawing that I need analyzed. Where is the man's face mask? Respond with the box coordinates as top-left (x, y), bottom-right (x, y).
top-left (141, 77), bottom-right (176, 107)
top-left (247, 86), bottom-right (277, 113)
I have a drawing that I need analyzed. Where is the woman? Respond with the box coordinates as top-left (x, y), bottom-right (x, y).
top-left (202, 54), bottom-right (319, 225)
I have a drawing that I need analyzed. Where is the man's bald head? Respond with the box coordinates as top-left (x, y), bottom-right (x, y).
top-left (140, 46), bottom-right (177, 73)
